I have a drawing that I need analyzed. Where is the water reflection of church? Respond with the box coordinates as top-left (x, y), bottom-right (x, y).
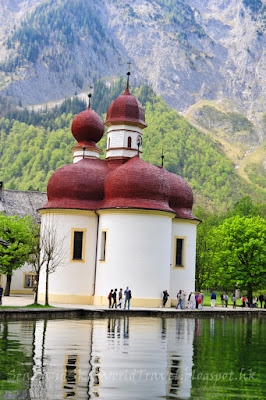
top-left (2, 317), bottom-right (196, 399)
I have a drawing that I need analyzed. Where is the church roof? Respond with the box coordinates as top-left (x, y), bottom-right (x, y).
top-left (44, 158), bottom-right (109, 210)
top-left (102, 155), bottom-right (173, 213)
top-left (71, 106), bottom-right (104, 145)
top-left (105, 87), bottom-right (147, 128)
top-left (42, 85), bottom-right (197, 220)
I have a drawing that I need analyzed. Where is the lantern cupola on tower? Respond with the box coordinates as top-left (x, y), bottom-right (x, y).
top-left (104, 71), bottom-right (147, 160)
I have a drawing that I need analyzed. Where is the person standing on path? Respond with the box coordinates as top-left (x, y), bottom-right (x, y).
top-left (162, 290), bottom-right (169, 308)
top-left (124, 287), bottom-right (131, 309)
top-left (0, 284), bottom-right (3, 306)
top-left (181, 290), bottom-right (187, 309)
top-left (259, 294), bottom-right (264, 308)
top-left (118, 288), bottom-right (123, 308)
top-left (195, 292), bottom-right (200, 309)
top-left (232, 294), bottom-right (236, 309)
top-left (176, 290), bottom-right (182, 309)
top-left (200, 290), bottom-right (204, 308)
top-left (221, 292), bottom-right (225, 307)
top-left (211, 291), bottom-right (216, 308)
top-left (112, 288), bottom-right (117, 308)
top-left (224, 293), bottom-right (229, 308)
top-left (190, 292), bottom-right (196, 309)
top-left (108, 290), bottom-right (113, 308)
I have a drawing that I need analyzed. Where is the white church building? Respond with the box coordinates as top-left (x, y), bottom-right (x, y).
top-left (38, 84), bottom-right (199, 307)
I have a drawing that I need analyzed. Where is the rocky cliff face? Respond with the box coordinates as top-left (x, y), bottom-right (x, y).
top-left (0, 0), bottom-right (265, 138)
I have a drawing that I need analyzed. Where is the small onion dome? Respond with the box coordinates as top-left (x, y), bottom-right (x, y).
top-left (166, 171), bottom-right (196, 220)
top-left (105, 87), bottom-right (147, 128)
top-left (102, 155), bottom-right (173, 213)
top-left (71, 107), bottom-right (104, 144)
top-left (42, 158), bottom-right (109, 210)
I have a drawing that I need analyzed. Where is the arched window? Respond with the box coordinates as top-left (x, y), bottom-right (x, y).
top-left (127, 136), bottom-right (132, 148)
top-left (108, 138), bottom-right (110, 149)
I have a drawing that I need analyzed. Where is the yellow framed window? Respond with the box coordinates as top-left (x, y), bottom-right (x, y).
top-left (173, 236), bottom-right (186, 268)
top-left (99, 230), bottom-right (107, 261)
top-left (71, 228), bottom-right (86, 262)
top-left (24, 273), bottom-right (37, 288)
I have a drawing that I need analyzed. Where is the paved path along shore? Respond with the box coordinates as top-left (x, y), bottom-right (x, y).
top-left (1, 295), bottom-right (266, 313)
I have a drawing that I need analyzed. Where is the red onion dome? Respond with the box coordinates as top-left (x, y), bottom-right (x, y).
top-left (166, 171), bottom-right (196, 220)
top-left (102, 156), bottom-right (173, 213)
top-left (71, 107), bottom-right (104, 144)
top-left (42, 158), bottom-right (109, 210)
top-left (105, 87), bottom-right (147, 128)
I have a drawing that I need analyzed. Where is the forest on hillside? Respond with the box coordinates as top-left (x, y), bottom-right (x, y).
top-left (0, 77), bottom-right (265, 212)
top-left (1, 0), bottom-right (111, 74)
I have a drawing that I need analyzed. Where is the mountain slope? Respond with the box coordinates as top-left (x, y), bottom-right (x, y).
top-left (0, 0), bottom-right (265, 125)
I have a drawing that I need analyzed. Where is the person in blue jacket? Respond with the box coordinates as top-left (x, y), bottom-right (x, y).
top-left (211, 291), bottom-right (216, 308)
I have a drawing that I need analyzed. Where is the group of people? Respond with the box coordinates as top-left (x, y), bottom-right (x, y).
top-left (241, 294), bottom-right (266, 308)
top-left (108, 287), bottom-right (132, 309)
top-left (162, 290), bottom-right (266, 309)
top-left (163, 290), bottom-right (205, 309)
top-left (211, 291), bottom-right (236, 308)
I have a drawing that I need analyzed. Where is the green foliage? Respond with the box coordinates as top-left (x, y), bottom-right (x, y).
top-left (0, 323), bottom-right (34, 394)
top-left (195, 196), bottom-right (265, 290)
top-left (142, 100), bottom-right (264, 210)
top-left (196, 105), bottom-right (255, 134)
top-left (191, 319), bottom-right (266, 399)
top-left (0, 214), bottom-right (37, 275)
top-left (210, 216), bottom-right (266, 294)
top-left (2, 97), bottom-right (87, 130)
top-left (194, 207), bottom-right (223, 290)
top-left (1, 0), bottom-right (111, 72)
top-left (244, 161), bottom-right (266, 188)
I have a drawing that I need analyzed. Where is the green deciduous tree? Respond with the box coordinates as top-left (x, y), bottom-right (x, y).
top-left (211, 215), bottom-right (266, 299)
top-left (0, 214), bottom-right (37, 296)
top-left (194, 207), bottom-right (222, 290)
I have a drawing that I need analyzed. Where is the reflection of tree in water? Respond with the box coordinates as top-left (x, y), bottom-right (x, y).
top-left (0, 321), bottom-right (34, 397)
top-left (190, 318), bottom-right (266, 399)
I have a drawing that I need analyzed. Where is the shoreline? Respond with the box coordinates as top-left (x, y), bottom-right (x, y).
top-left (0, 306), bottom-right (265, 320)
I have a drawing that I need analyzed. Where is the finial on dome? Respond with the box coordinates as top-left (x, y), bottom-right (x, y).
top-left (126, 61), bottom-right (131, 88)
top-left (137, 135), bottom-right (142, 156)
top-left (161, 149), bottom-right (164, 167)
top-left (87, 85), bottom-right (93, 107)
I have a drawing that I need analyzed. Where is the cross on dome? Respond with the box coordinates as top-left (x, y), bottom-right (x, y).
top-left (127, 61), bottom-right (131, 88)
top-left (87, 85), bottom-right (93, 107)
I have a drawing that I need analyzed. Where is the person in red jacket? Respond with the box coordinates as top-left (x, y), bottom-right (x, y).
top-left (108, 290), bottom-right (113, 308)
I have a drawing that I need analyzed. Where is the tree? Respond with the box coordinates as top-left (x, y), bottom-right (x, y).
top-left (194, 207), bottom-right (222, 290)
top-left (39, 215), bottom-right (65, 305)
top-left (212, 216), bottom-right (266, 299)
top-left (0, 214), bottom-right (36, 296)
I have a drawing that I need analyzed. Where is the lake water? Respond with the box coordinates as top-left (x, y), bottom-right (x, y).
top-left (0, 316), bottom-right (265, 399)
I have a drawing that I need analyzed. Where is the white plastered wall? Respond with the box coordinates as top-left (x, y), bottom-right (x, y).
top-left (106, 124), bottom-right (143, 159)
top-left (94, 212), bottom-right (173, 300)
top-left (170, 219), bottom-right (197, 300)
top-left (38, 212), bottom-right (98, 300)
top-left (1, 262), bottom-right (35, 294)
